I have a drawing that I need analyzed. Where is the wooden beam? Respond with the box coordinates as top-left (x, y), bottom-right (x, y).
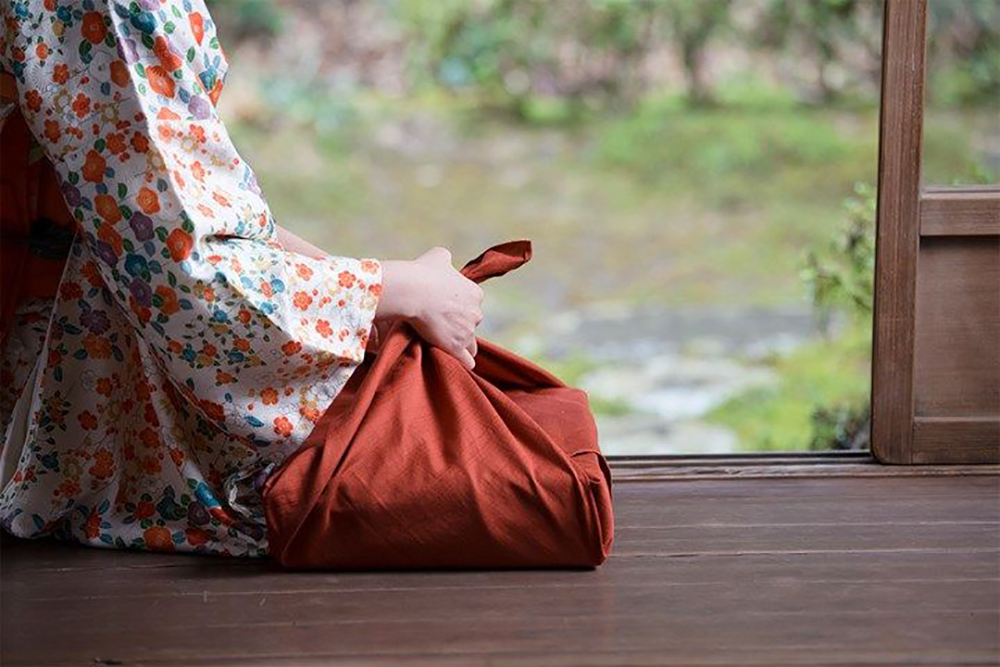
top-left (921, 187), bottom-right (1000, 237)
top-left (871, 0), bottom-right (928, 464)
top-left (912, 417), bottom-right (1000, 463)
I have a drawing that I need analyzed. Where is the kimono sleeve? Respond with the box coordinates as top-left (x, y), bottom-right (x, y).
top-left (1, 0), bottom-right (383, 451)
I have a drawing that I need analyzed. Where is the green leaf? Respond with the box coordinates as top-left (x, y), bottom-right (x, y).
top-left (118, 183), bottom-right (127, 199)
top-left (186, 46), bottom-right (195, 63)
top-left (164, 21), bottom-right (175, 34)
top-left (136, 63), bottom-right (145, 77)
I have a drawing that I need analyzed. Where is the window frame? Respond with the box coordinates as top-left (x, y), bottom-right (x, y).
top-left (609, 0), bottom-right (1000, 472)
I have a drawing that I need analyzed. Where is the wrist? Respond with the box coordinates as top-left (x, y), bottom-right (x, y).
top-left (376, 259), bottom-right (422, 323)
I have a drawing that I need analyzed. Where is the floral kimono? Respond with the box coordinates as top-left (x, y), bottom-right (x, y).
top-left (0, 0), bottom-right (382, 556)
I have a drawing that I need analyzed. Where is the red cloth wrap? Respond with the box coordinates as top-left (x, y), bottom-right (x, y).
top-left (264, 240), bottom-right (614, 569)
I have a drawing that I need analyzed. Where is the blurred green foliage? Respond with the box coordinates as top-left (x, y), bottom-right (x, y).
top-left (206, 0), bottom-right (283, 41)
top-left (800, 182), bottom-right (876, 331)
top-left (928, 0), bottom-right (1000, 106)
top-left (707, 323), bottom-right (872, 452)
top-left (216, 1), bottom-right (996, 453)
top-left (709, 183), bottom-right (878, 452)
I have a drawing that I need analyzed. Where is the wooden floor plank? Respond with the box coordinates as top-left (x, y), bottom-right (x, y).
top-left (2, 475), bottom-right (998, 666)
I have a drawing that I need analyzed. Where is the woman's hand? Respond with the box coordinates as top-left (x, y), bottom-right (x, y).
top-left (376, 247), bottom-right (484, 370)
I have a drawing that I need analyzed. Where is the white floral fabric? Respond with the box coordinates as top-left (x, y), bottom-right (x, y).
top-left (0, 0), bottom-right (382, 556)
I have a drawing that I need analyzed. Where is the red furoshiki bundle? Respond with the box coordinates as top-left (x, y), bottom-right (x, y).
top-left (264, 240), bottom-right (614, 569)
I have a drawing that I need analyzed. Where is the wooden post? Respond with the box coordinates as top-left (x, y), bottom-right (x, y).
top-left (870, 0), bottom-right (928, 464)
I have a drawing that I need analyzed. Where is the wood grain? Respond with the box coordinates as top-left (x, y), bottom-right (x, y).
top-left (921, 187), bottom-right (1000, 236)
top-left (2, 476), bottom-right (998, 666)
top-left (912, 236), bottom-right (1000, 462)
top-left (871, 0), bottom-right (928, 464)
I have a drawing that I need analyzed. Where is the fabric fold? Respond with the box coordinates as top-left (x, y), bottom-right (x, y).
top-left (264, 240), bottom-right (615, 570)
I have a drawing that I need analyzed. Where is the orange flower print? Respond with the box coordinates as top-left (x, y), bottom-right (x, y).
top-left (84, 510), bottom-right (102, 540)
top-left (137, 187), bottom-right (161, 214)
top-left (146, 65), bottom-right (176, 98)
top-left (189, 12), bottom-right (205, 45)
top-left (82, 149), bottom-right (106, 183)
top-left (25, 89), bottom-right (42, 112)
top-left (52, 63), bottom-right (69, 84)
top-left (97, 223), bottom-right (123, 255)
top-left (316, 320), bottom-right (333, 338)
top-left (89, 450), bottom-right (114, 480)
top-left (43, 119), bottom-right (61, 142)
top-left (293, 291), bottom-right (312, 311)
top-left (185, 528), bottom-right (209, 547)
top-left (143, 526), bottom-right (174, 552)
top-left (135, 501), bottom-right (155, 520)
top-left (260, 388), bottom-right (279, 405)
top-left (169, 449), bottom-right (185, 467)
top-left (83, 334), bottom-right (113, 359)
top-left (106, 132), bottom-right (126, 155)
top-left (361, 259), bottom-right (379, 274)
top-left (132, 131), bottom-right (150, 153)
top-left (191, 160), bottom-right (206, 181)
top-left (81, 11), bottom-right (107, 45)
top-left (35, 43), bottom-right (49, 60)
top-left (110, 60), bottom-right (130, 88)
top-left (139, 428), bottom-right (160, 449)
top-left (295, 263), bottom-right (313, 280)
top-left (153, 36), bottom-right (182, 71)
top-left (58, 479), bottom-right (82, 498)
top-left (208, 79), bottom-right (223, 106)
top-left (282, 341), bottom-right (302, 355)
top-left (338, 271), bottom-right (356, 289)
top-left (157, 107), bottom-right (180, 121)
top-left (166, 228), bottom-right (194, 261)
top-left (81, 260), bottom-right (104, 287)
top-left (78, 410), bottom-right (98, 430)
top-left (96, 378), bottom-right (114, 396)
top-left (139, 456), bottom-right (161, 475)
top-left (94, 193), bottom-right (121, 224)
top-left (72, 92), bottom-right (90, 118)
top-left (60, 281), bottom-right (83, 300)
top-left (233, 337), bottom-right (251, 352)
top-left (199, 399), bottom-right (225, 422)
top-left (273, 416), bottom-right (293, 437)
top-left (155, 285), bottom-right (180, 314)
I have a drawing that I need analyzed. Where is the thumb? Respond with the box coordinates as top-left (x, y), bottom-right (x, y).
top-left (457, 348), bottom-right (476, 371)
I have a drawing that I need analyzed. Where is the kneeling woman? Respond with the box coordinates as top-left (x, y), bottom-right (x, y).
top-left (0, 0), bottom-right (611, 566)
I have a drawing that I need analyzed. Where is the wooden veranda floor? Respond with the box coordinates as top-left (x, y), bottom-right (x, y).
top-left (2, 473), bottom-right (998, 665)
